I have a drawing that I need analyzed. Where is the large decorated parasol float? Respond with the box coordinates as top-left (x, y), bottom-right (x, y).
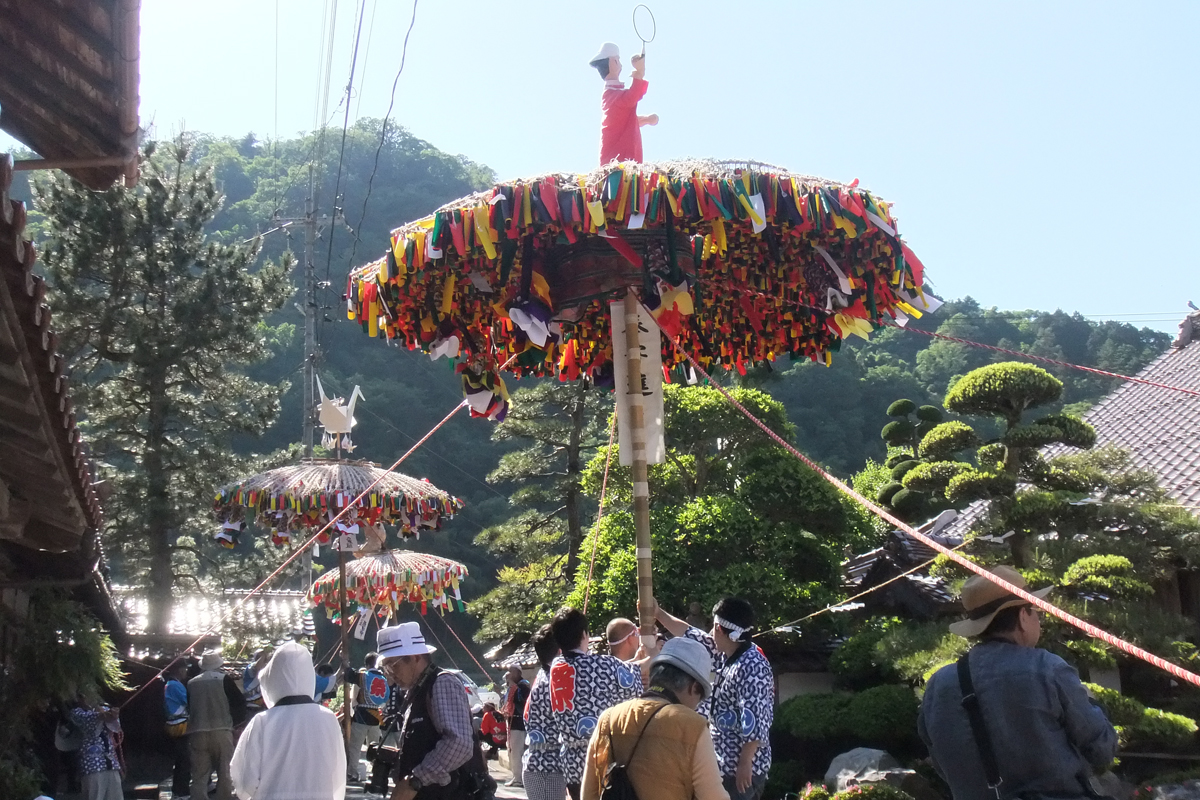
top-left (344, 159), bottom-right (937, 643)
top-left (309, 550), bottom-right (469, 617)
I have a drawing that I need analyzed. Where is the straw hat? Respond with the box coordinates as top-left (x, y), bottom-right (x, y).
top-left (949, 565), bottom-right (1053, 638)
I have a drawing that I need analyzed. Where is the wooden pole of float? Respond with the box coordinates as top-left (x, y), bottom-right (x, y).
top-left (622, 291), bottom-right (656, 646)
top-left (339, 547), bottom-right (351, 743)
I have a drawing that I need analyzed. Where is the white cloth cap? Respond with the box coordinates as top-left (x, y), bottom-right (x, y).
top-left (590, 42), bottom-right (619, 64)
top-left (259, 641), bottom-right (317, 708)
top-left (376, 621), bottom-right (437, 659)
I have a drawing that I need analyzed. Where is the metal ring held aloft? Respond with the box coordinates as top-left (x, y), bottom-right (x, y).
top-left (633, 4), bottom-right (656, 57)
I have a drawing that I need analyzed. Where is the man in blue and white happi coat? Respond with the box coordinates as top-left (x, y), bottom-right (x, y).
top-left (521, 624), bottom-right (567, 800)
top-left (547, 607), bottom-right (642, 800)
top-left (656, 597), bottom-right (774, 800)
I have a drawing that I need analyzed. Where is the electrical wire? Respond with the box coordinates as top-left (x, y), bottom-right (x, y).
top-left (320, 0), bottom-right (370, 347)
top-left (354, 0), bottom-right (379, 122)
top-left (316, 373), bottom-right (508, 501)
top-left (758, 540), bottom-right (972, 636)
top-left (432, 610), bottom-right (495, 682)
top-left (346, 0), bottom-right (419, 270)
top-left (887, 322), bottom-right (1200, 397)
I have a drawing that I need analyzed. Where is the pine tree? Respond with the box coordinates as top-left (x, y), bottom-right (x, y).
top-left (34, 140), bottom-right (293, 635)
top-left (470, 380), bottom-right (611, 639)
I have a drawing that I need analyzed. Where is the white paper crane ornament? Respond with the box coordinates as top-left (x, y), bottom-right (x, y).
top-left (315, 375), bottom-right (364, 455)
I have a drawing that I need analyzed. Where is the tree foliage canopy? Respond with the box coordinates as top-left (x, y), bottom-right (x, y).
top-left (36, 141), bottom-right (293, 633)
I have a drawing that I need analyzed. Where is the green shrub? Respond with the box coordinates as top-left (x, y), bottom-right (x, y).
top-left (778, 693), bottom-right (853, 740)
top-left (885, 453), bottom-right (910, 469)
top-left (901, 461), bottom-right (972, 493)
top-left (832, 784), bottom-right (915, 800)
top-left (1125, 708), bottom-right (1198, 752)
top-left (975, 443), bottom-right (1006, 471)
top-left (876, 482), bottom-right (904, 504)
top-left (887, 399), bottom-right (917, 417)
top-left (1084, 683), bottom-right (1146, 726)
top-left (890, 460), bottom-right (921, 480)
top-left (1002, 424), bottom-right (1065, 449)
top-left (846, 685), bottom-right (920, 744)
top-left (829, 623), bottom-right (899, 690)
top-left (946, 468), bottom-right (1017, 503)
top-left (917, 421), bottom-right (980, 460)
top-left (916, 405), bottom-right (944, 423)
top-left (882, 420), bottom-right (915, 445)
top-left (944, 362), bottom-right (1063, 421)
top-left (0, 759), bottom-right (41, 800)
top-left (765, 761), bottom-right (809, 800)
top-left (1034, 414), bottom-right (1097, 449)
top-left (1063, 555), bottom-right (1153, 599)
top-left (801, 783), bottom-right (834, 800)
top-left (890, 488), bottom-right (924, 514)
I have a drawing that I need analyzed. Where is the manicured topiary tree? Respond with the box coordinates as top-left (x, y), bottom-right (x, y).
top-left (873, 400), bottom-right (957, 522)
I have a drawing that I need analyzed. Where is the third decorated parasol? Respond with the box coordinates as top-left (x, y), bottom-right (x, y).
top-left (213, 380), bottom-right (464, 740)
top-left (309, 550), bottom-right (469, 620)
top-left (344, 159), bottom-right (938, 645)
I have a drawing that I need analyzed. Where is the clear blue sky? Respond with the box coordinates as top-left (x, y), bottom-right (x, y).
top-left (10, 1), bottom-right (1199, 331)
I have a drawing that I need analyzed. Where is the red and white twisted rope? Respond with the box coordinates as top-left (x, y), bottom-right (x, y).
top-left (650, 306), bottom-right (1200, 688)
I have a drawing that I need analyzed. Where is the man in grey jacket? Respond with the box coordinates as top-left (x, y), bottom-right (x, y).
top-left (919, 566), bottom-right (1118, 800)
top-left (188, 651), bottom-right (245, 800)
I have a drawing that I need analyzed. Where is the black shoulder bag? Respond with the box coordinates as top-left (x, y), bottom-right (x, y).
top-left (956, 652), bottom-right (1005, 800)
top-left (601, 702), bottom-right (670, 800)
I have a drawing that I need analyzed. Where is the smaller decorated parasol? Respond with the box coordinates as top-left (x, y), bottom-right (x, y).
top-left (309, 551), bottom-right (469, 616)
top-left (212, 458), bottom-right (463, 549)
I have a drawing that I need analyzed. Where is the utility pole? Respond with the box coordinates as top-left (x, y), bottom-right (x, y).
top-left (275, 186), bottom-right (335, 458)
top-left (303, 193), bottom-right (318, 459)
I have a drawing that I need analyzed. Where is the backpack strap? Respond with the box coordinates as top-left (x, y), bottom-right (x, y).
top-left (608, 700), bottom-right (671, 769)
top-left (956, 652), bottom-right (1003, 800)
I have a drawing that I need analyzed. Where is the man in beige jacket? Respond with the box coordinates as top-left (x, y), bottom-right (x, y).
top-left (581, 637), bottom-right (729, 800)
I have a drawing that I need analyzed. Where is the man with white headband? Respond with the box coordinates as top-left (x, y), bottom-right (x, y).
top-left (654, 597), bottom-right (773, 800)
top-left (605, 618), bottom-right (640, 662)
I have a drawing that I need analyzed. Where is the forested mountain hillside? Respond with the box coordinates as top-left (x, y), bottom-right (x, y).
top-left (11, 122), bottom-right (1173, 631)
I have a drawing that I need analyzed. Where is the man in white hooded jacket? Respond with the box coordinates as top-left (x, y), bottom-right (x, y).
top-left (231, 642), bottom-right (347, 800)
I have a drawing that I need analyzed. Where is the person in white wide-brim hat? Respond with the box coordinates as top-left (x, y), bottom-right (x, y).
top-left (919, 566), bottom-right (1118, 800)
top-left (375, 622), bottom-right (489, 800)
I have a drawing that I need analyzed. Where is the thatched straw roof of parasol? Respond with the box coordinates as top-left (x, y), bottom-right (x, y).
top-left (382, 158), bottom-right (855, 241)
top-left (315, 550), bottom-right (468, 584)
top-left (220, 459), bottom-right (455, 505)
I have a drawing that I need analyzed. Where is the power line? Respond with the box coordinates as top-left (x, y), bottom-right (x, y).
top-left (319, 0), bottom-right (369, 348)
top-left (272, 0), bottom-right (281, 216)
top-left (353, 0), bottom-right (379, 122)
top-left (346, 0), bottom-right (419, 270)
top-left (318, 373), bottom-right (508, 502)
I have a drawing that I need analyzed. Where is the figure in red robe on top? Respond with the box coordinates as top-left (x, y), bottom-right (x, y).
top-left (590, 42), bottom-right (658, 165)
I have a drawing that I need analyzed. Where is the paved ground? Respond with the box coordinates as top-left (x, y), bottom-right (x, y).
top-left (53, 751), bottom-right (530, 799)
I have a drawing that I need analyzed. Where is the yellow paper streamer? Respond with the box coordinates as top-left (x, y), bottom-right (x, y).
top-left (472, 205), bottom-right (497, 260)
top-left (712, 218), bottom-right (727, 257)
top-left (440, 274), bottom-right (456, 315)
